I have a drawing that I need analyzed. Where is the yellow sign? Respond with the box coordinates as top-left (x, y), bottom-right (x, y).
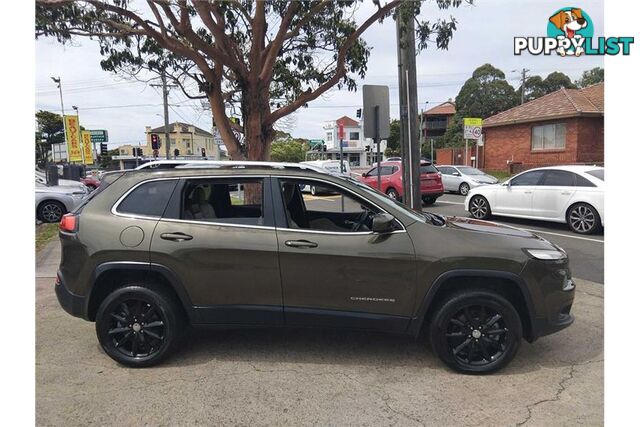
top-left (64, 115), bottom-right (83, 162)
top-left (81, 131), bottom-right (94, 165)
top-left (463, 118), bottom-right (483, 126)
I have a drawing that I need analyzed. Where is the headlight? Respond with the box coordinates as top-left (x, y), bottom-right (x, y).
top-left (524, 248), bottom-right (567, 260)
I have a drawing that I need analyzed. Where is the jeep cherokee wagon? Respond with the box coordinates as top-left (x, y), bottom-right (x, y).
top-left (55, 161), bottom-right (575, 373)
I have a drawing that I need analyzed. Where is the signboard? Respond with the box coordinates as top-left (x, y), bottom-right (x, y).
top-left (362, 85), bottom-right (390, 139)
top-left (477, 134), bottom-right (484, 147)
top-left (463, 117), bottom-right (483, 140)
top-left (309, 139), bottom-right (324, 149)
top-left (89, 129), bottom-right (109, 143)
top-left (64, 115), bottom-right (83, 162)
top-left (81, 131), bottom-right (94, 165)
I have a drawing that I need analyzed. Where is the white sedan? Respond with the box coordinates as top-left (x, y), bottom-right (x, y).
top-left (464, 165), bottom-right (604, 234)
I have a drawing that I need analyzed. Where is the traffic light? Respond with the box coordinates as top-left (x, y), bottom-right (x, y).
top-left (201, 147), bottom-right (206, 157)
top-left (356, 108), bottom-right (362, 118)
top-left (365, 145), bottom-right (370, 152)
top-left (322, 144), bottom-right (327, 152)
top-left (174, 148), bottom-right (180, 157)
top-left (132, 148), bottom-right (136, 156)
top-left (136, 147), bottom-right (143, 156)
top-left (151, 133), bottom-right (159, 150)
top-left (100, 143), bottom-right (108, 155)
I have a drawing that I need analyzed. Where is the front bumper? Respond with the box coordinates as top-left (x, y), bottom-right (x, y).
top-left (55, 271), bottom-right (87, 319)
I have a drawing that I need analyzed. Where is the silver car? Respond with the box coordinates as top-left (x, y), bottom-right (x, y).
top-left (36, 182), bottom-right (87, 223)
top-left (437, 165), bottom-right (499, 196)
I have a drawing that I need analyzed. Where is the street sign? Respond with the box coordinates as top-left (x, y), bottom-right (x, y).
top-left (88, 129), bottom-right (109, 143)
top-left (338, 121), bottom-right (345, 140)
top-left (309, 139), bottom-right (324, 150)
top-left (362, 85), bottom-right (390, 139)
top-left (463, 118), bottom-right (482, 140)
top-left (477, 134), bottom-right (484, 147)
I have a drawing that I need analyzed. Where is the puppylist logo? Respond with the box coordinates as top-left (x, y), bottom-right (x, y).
top-left (514, 7), bottom-right (633, 56)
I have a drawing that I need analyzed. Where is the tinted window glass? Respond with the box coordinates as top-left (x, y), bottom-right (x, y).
top-left (366, 167), bottom-right (378, 176)
top-left (380, 166), bottom-right (395, 176)
top-left (541, 170), bottom-right (575, 186)
top-left (586, 169), bottom-right (604, 181)
top-left (575, 174), bottom-right (596, 187)
top-left (510, 171), bottom-right (544, 186)
top-left (420, 163), bottom-right (438, 174)
top-left (280, 179), bottom-right (394, 233)
top-left (117, 180), bottom-right (177, 217)
top-left (438, 166), bottom-right (452, 175)
top-left (181, 179), bottom-right (264, 225)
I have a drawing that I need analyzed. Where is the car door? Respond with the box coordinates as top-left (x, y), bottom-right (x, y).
top-left (438, 167), bottom-right (454, 191)
top-left (531, 170), bottom-right (578, 219)
top-left (494, 170), bottom-right (545, 216)
top-left (150, 175), bottom-right (283, 326)
top-left (273, 176), bottom-right (416, 332)
top-left (448, 167), bottom-right (464, 191)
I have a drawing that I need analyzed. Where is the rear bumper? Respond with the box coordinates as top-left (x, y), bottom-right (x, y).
top-left (55, 271), bottom-right (88, 320)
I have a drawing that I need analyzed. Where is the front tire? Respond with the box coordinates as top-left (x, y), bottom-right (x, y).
top-left (567, 202), bottom-right (601, 234)
top-left (459, 182), bottom-right (470, 196)
top-left (38, 200), bottom-right (66, 223)
top-left (310, 186), bottom-right (317, 196)
top-left (95, 284), bottom-right (185, 367)
top-left (429, 290), bottom-right (522, 374)
top-left (386, 188), bottom-right (399, 200)
top-left (469, 195), bottom-right (491, 220)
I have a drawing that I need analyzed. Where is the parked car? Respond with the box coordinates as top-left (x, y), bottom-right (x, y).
top-left (81, 176), bottom-right (101, 191)
top-left (465, 165), bottom-right (604, 234)
top-left (35, 171), bottom-right (90, 195)
top-left (36, 182), bottom-right (87, 223)
top-left (300, 160), bottom-right (351, 195)
top-left (437, 165), bottom-right (499, 195)
top-left (55, 162), bottom-right (574, 373)
top-left (359, 160), bottom-right (444, 205)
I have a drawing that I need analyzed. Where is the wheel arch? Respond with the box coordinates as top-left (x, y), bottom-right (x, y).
top-left (565, 200), bottom-right (602, 224)
top-left (86, 262), bottom-right (193, 322)
top-left (409, 270), bottom-right (537, 342)
top-left (36, 198), bottom-right (67, 220)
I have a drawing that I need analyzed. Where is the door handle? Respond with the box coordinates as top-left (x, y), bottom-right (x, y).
top-left (284, 239), bottom-right (318, 249)
top-left (524, 191), bottom-right (532, 194)
top-left (160, 232), bottom-right (193, 242)
top-left (561, 192), bottom-right (571, 195)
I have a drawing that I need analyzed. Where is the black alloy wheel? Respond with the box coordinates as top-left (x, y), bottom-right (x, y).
top-left (96, 285), bottom-right (184, 367)
top-left (567, 203), bottom-right (601, 235)
top-left (429, 290), bottom-right (522, 374)
top-left (39, 200), bottom-right (66, 223)
top-left (469, 195), bottom-right (491, 220)
top-left (459, 182), bottom-right (470, 196)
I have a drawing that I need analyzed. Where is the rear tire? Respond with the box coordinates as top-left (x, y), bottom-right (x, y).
top-left (38, 200), bottom-right (66, 223)
top-left (469, 195), bottom-right (491, 220)
top-left (429, 289), bottom-right (522, 374)
top-left (422, 196), bottom-right (436, 206)
top-left (310, 186), bottom-right (317, 196)
top-left (95, 283), bottom-right (186, 367)
top-left (459, 182), bottom-right (470, 196)
top-left (566, 202), bottom-right (601, 235)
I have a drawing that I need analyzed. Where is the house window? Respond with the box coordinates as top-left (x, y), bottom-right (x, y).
top-left (170, 138), bottom-right (176, 146)
top-left (326, 132), bottom-right (333, 142)
top-left (531, 123), bottom-right (566, 151)
top-left (349, 131), bottom-right (359, 140)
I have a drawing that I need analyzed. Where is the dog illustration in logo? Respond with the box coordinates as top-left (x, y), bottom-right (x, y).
top-left (549, 8), bottom-right (588, 56)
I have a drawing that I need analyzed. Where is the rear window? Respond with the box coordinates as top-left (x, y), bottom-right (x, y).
top-left (586, 169), bottom-right (604, 181)
top-left (116, 180), bottom-right (178, 217)
top-left (420, 163), bottom-right (438, 174)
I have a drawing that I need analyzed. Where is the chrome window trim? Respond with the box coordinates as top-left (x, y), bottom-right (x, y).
top-left (158, 217), bottom-right (275, 231)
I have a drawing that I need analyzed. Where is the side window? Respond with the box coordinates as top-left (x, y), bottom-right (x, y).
top-left (439, 167), bottom-right (452, 175)
top-left (510, 170), bottom-right (545, 186)
top-left (279, 179), bottom-right (396, 233)
top-left (117, 180), bottom-right (178, 217)
top-left (575, 174), bottom-right (596, 187)
top-left (366, 167), bottom-right (378, 177)
top-left (379, 166), bottom-right (395, 176)
top-left (540, 170), bottom-right (575, 186)
top-left (392, 166), bottom-right (399, 174)
top-left (420, 163), bottom-right (438, 174)
top-left (180, 178), bottom-right (264, 226)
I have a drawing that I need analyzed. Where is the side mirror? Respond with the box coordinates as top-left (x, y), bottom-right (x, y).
top-left (362, 172), bottom-right (367, 177)
top-left (452, 172), bottom-right (461, 177)
top-left (372, 213), bottom-right (396, 233)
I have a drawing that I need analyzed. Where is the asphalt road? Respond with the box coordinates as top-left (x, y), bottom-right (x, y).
top-left (36, 240), bottom-right (603, 426)
top-left (428, 193), bottom-right (604, 284)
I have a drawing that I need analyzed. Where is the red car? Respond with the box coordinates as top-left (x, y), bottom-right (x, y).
top-left (359, 160), bottom-right (444, 205)
top-left (81, 176), bottom-right (101, 191)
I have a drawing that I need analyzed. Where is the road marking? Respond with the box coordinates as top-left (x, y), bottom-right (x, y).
top-left (436, 200), bottom-right (465, 205)
top-left (492, 223), bottom-right (605, 243)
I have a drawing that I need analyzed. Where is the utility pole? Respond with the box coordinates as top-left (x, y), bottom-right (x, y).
top-left (396, 3), bottom-right (421, 210)
top-left (51, 76), bottom-right (68, 163)
top-left (151, 70), bottom-right (176, 159)
top-left (513, 68), bottom-right (530, 105)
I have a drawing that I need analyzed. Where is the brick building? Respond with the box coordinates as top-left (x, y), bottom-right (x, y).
top-left (482, 83), bottom-right (603, 172)
top-left (421, 100), bottom-right (456, 140)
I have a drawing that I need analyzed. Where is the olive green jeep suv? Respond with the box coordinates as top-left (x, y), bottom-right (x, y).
top-left (55, 162), bottom-right (575, 373)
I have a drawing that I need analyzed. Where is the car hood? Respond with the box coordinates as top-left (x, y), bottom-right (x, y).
top-left (469, 175), bottom-right (498, 184)
top-left (443, 216), bottom-right (541, 240)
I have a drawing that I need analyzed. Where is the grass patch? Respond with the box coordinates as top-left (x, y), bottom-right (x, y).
top-left (36, 223), bottom-right (59, 253)
top-left (484, 169), bottom-right (512, 183)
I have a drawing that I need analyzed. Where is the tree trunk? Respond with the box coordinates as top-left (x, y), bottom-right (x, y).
top-left (242, 84), bottom-right (273, 162)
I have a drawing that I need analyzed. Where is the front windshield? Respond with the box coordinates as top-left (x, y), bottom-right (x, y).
top-left (457, 166), bottom-right (484, 176)
top-left (340, 176), bottom-right (427, 223)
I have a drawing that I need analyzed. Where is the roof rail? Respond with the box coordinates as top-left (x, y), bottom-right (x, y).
top-left (170, 160), bottom-right (329, 174)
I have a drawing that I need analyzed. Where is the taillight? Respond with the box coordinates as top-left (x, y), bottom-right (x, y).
top-left (59, 214), bottom-right (78, 233)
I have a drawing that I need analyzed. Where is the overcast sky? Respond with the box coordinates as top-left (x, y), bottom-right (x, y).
top-left (35, 0), bottom-right (604, 148)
